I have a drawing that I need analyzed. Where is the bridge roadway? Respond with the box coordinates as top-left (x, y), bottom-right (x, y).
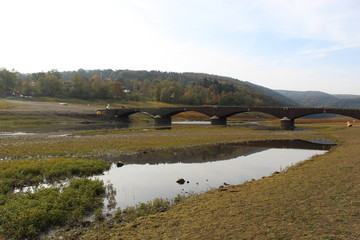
top-left (97, 106), bottom-right (360, 130)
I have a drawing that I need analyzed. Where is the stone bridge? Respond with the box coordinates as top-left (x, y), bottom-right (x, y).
top-left (97, 106), bottom-right (360, 130)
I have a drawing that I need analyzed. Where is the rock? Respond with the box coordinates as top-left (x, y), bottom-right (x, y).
top-left (116, 161), bottom-right (125, 167)
top-left (176, 178), bottom-right (186, 185)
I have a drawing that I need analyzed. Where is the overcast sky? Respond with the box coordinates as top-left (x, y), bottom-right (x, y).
top-left (1, 0), bottom-right (360, 94)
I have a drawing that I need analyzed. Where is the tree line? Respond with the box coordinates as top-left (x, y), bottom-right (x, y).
top-left (0, 68), bottom-right (280, 106)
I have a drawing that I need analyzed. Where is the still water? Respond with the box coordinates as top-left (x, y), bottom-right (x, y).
top-left (95, 140), bottom-right (334, 209)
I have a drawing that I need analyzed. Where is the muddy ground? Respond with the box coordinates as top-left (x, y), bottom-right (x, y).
top-left (0, 99), bottom-right (122, 132)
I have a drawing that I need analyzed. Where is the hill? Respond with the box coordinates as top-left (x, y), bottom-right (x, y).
top-left (276, 90), bottom-right (360, 108)
top-left (333, 94), bottom-right (360, 100)
top-left (244, 82), bottom-right (298, 107)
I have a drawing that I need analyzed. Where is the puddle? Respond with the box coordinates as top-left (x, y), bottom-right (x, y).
top-left (94, 139), bottom-right (335, 209)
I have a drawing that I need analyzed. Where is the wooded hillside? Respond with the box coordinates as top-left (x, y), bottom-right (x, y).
top-left (1, 68), bottom-right (283, 106)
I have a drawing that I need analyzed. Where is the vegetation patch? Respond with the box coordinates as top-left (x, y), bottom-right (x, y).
top-left (0, 157), bottom-right (111, 239)
top-left (0, 157), bottom-right (110, 194)
top-left (0, 178), bottom-right (105, 240)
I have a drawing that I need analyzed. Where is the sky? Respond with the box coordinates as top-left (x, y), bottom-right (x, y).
top-left (1, 0), bottom-right (360, 94)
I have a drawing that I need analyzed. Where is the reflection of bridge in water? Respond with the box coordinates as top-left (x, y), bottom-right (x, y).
top-left (97, 106), bottom-right (360, 130)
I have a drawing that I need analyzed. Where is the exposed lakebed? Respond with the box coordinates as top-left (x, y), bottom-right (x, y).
top-left (95, 139), bottom-right (335, 209)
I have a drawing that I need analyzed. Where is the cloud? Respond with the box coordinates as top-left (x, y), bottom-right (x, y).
top-left (299, 43), bottom-right (360, 57)
top-left (253, 0), bottom-right (360, 52)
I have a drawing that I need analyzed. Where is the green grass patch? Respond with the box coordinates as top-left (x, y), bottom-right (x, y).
top-left (0, 157), bottom-right (110, 194)
top-left (0, 157), bottom-right (111, 239)
top-left (0, 178), bottom-right (105, 240)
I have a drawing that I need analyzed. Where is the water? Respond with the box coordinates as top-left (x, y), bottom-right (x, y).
top-left (95, 140), bottom-right (333, 209)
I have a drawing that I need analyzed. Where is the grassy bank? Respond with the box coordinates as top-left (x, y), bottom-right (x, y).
top-left (52, 126), bottom-right (360, 240)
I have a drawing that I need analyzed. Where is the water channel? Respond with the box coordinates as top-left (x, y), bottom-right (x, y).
top-left (95, 139), bottom-right (335, 209)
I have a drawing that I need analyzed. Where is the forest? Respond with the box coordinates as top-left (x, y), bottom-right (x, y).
top-left (0, 68), bottom-right (280, 106)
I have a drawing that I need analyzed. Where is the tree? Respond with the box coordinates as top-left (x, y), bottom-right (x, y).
top-left (111, 82), bottom-right (125, 99)
top-left (20, 80), bottom-right (35, 96)
top-left (32, 70), bottom-right (64, 97)
top-left (0, 68), bottom-right (19, 94)
top-left (69, 74), bottom-right (92, 99)
top-left (91, 75), bottom-right (114, 99)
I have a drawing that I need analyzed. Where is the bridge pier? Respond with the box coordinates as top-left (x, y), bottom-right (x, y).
top-left (210, 116), bottom-right (227, 125)
top-left (154, 115), bottom-right (172, 126)
top-left (280, 117), bottom-right (295, 130)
